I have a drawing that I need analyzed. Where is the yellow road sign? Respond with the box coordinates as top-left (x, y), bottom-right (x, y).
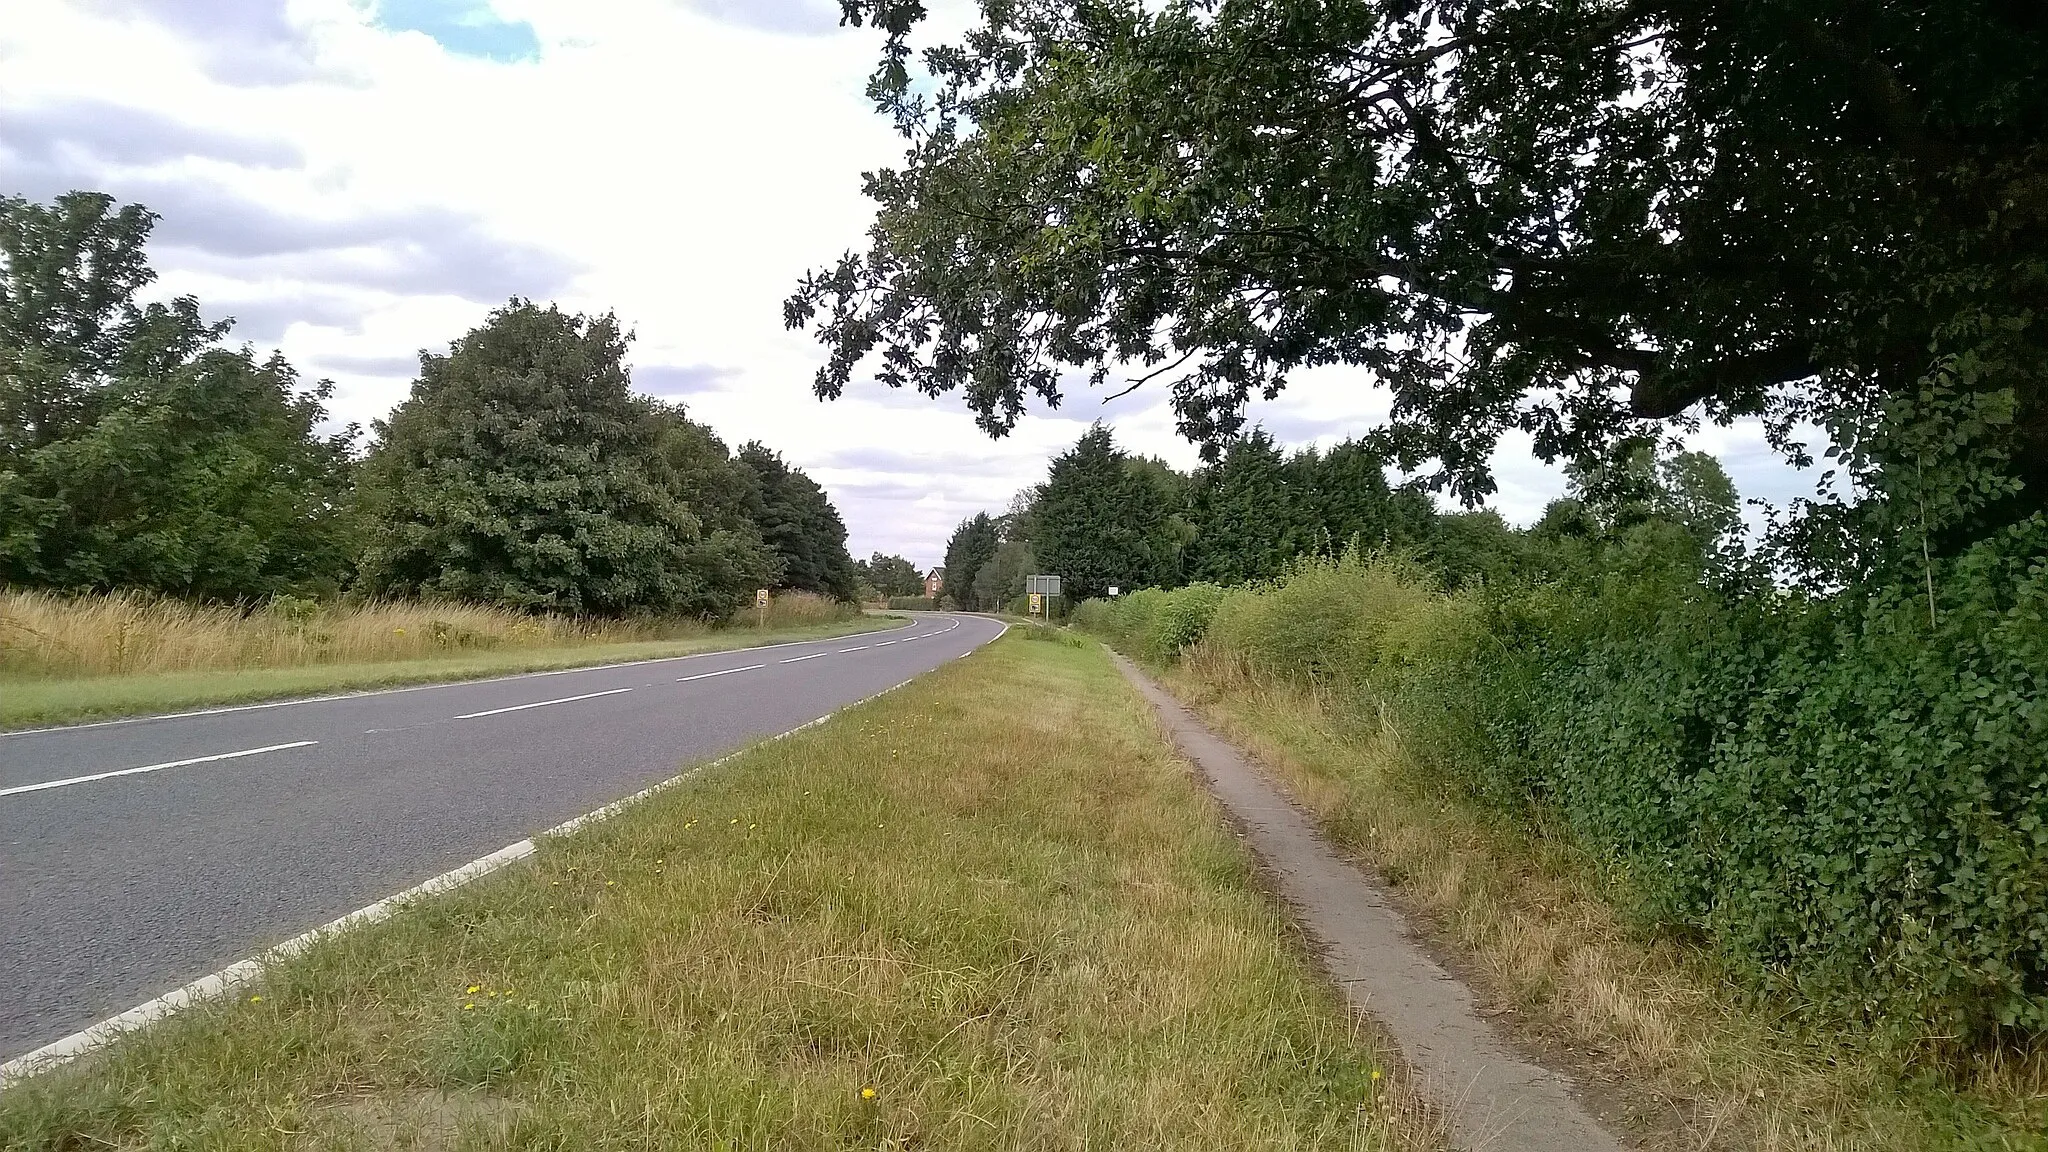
top-left (1029, 592), bottom-right (1042, 613)
top-left (755, 588), bottom-right (770, 608)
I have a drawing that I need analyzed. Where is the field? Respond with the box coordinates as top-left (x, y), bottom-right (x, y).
top-left (0, 630), bottom-right (1441, 1150)
top-left (0, 590), bottom-right (891, 730)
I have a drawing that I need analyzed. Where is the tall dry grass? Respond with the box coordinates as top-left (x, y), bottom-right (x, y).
top-left (0, 589), bottom-right (851, 680)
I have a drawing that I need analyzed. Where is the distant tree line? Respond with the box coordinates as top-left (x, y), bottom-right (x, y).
top-left (854, 552), bottom-right (925, 601)
top-left (936, 422), bottom-right (1532, 609)
top-left (0, 191), bottom-right (858, 618)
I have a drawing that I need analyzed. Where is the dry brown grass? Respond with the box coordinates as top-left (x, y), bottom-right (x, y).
top-left (1166, 647), bottom-right (2047, 1152)
top-left (0, 588), bottom-right (850, 680)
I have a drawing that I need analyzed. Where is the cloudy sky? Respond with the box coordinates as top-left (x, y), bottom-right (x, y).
top-left (1, 0), bottom-right (1817, 567)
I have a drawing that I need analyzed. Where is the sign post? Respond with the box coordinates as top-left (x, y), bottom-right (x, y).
top-left (1025, 575), bottom-right (1063, 623)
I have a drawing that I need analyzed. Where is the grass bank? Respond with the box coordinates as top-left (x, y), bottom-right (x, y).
top-left (1151, 652), bottom-right (2046, 1152)
top-left (0, 629), bottom-right (1440, 1150)
top-left (1, 593), bottom-right (896, 730)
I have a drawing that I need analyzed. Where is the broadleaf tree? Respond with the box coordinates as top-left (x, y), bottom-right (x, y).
top-left (0, 191), bottom-right (356, 598)
top-left (795, 0), bottom-right (2048, 578)
top-left (860, 552), bottom-right (926, 598)
top-left (355, 301), bottom-right (774, 617)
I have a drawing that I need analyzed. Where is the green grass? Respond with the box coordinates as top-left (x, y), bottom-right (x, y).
top-left (0, 616), bottom-right (903, 731)
top-left (0, 630), bottom-right (1439, 1150)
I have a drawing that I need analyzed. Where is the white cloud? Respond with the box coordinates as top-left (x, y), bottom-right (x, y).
top-left (2, 0), bottom-right (1823, 569)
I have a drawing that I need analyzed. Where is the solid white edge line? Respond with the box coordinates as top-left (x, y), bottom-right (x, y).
top-left (676, 663), bottom-right (766, 683)
top-left (0, 839), bottom-right (537, 1090)
top-left (778, 653), bottom-right (827, 664)
top-left (453, 687), bottom-right (633, 720)
top-left (1, 618), bottom-right (930, 739)
top-left (0, 741), bottom-right (319, 799)
top-left (0, 614), bottom-right (1007, 1091)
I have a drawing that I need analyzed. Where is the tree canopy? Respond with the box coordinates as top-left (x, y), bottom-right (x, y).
top-left (941, 511), bottom-right (1000, 609)
top-left (1, 192), bottom-right (356, 597)
top-left (858, 551), bottom-right (926, 598)
top-left (796, 0), bottom-right (2048, 574)
top-left (737, 442), bottom-right (861, 603)
top-left (355, 302), bottom-right (758, 616)
top-left (3, 191), bottom-right (859, 617)
top-left (1030, 424), bottom-right (1182, 600)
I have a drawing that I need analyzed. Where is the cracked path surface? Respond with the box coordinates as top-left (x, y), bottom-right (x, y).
top-left (1114, 654), bottom-right (1629, 1152)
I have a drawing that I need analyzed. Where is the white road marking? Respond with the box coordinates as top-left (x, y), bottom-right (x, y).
top-left (0, 616), bottom-right (1013, 1090)
top-left (0, 741), bottom-right (319, 799)
top-left (676, 663), bottom-right (765, 683)
top-left (873, 640), bottom-right (897, 646)
top-left (838, 646), bottom-right (869, 653)
top-left (1, 620), bottom-right (924, 739)
top-left (453, 687), bottom-right (633, 720)
top-left (779, 652), bottom-right (827, 664)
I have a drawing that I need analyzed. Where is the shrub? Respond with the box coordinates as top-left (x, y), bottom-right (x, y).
top-left (1076, 531), bottom-right (2048, 1042)
top-left (886, 596), bottom-right (937, 611)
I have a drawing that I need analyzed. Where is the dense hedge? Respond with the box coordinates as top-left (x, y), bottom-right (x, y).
top-left (1077, 523), bottom-right (2048, 1041)
top-left (886, 596), bottom-right (937, 610)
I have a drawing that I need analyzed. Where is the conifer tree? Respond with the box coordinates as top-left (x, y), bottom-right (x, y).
top-left (941, 512), bottom-right (1000, 609)
top-left (1031, 424), bottom-right (1176, 600)
top-left (736, 442), bottom-right (860, 602)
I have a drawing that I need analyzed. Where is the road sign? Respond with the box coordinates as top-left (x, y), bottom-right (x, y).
top-left (755, 588), bottom-right (770, 608)
top-left (1108, 586), bottom-right (1120, 596)
top-left (1025, 574), bottom-right (1062, 622)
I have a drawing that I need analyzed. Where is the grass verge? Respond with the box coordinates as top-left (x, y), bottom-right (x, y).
top-left (0, 630), bottom-right (1441, 1150)
top-left (1160, 650), bottom-right (2047, 1152)
top-left (0, 616), bottom-right (901, 731)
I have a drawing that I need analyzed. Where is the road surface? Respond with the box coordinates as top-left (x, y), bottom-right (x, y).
top-left (0, 612), bottom-right (1004, 1062)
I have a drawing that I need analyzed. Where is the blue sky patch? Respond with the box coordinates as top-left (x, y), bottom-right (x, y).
top-left (375, 0), bottom-right (540, 62)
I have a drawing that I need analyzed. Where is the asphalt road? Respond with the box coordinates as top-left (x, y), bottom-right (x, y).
top-left (0, 612), bottom-right (1005, 1062)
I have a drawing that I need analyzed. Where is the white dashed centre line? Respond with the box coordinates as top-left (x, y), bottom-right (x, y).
top-left (454, 688), bottom-right (633, 720)
top-left (838, 646), bottom-right (869, 653)
top-left (676, 664), bottom-right (765, 683)
top-left (779, 652), bottom-right (828, 664)
top-left (0, 741), bottom-right (320, 799)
